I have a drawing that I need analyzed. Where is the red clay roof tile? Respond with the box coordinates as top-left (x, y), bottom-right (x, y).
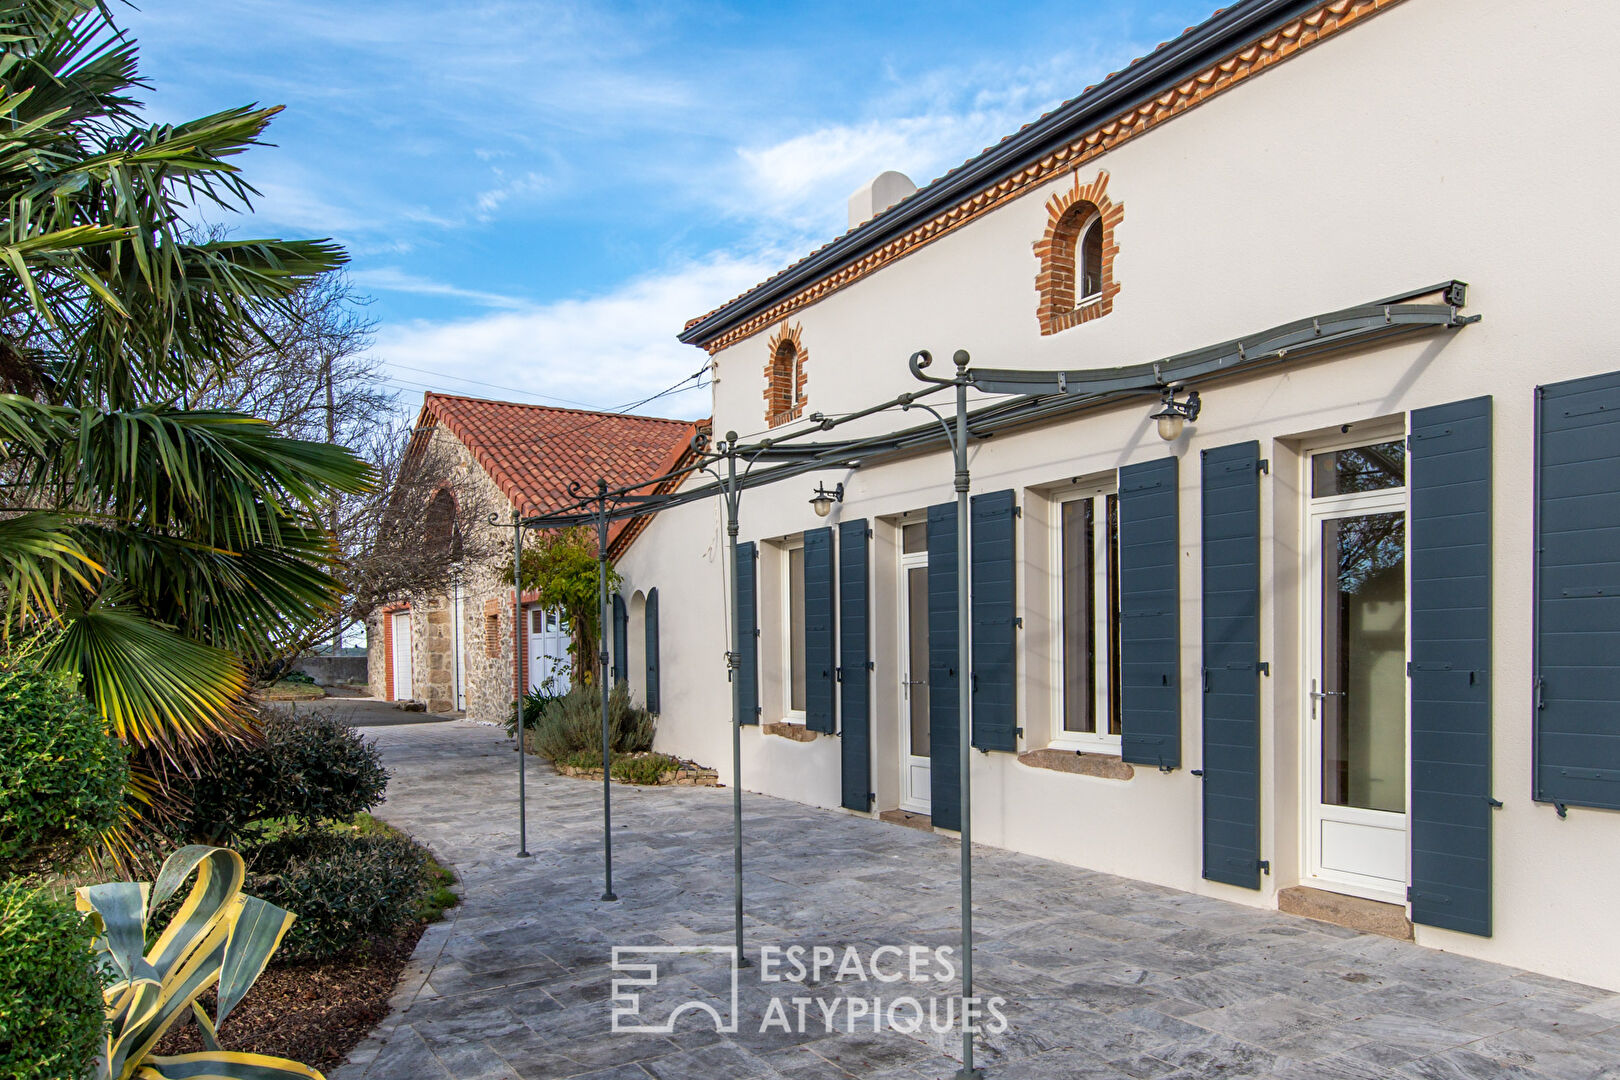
top-left (416, 393), bottom-right (699, 549)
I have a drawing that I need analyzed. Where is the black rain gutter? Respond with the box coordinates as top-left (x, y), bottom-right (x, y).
top-left (530, 283), bottom-right (1477, 530)
top-left (678, 0), bottom-right (1338, 349)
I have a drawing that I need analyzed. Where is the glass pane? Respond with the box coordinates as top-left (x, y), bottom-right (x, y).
top-left (1311, 440), bottom-right (1406, 497)
top-left (1106, 493), bottom-right (1122, 736)
top-left (902, 522), bottom-right (927, 554)
top-left (1079, 217), bottom-right (1103, 299)
top-left (530, 609), bottom-right (543, 633)
top-left (1061, 499), bottom-right (1096, 733)
top-left (789, 547), bottom-right (806, 712)
top-left (1320, 512), bottom-right (1407, 813)
top-left (907, 565), bottom-right (930, 757)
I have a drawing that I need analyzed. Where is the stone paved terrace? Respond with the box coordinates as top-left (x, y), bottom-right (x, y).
top-left (330, 714), bottom-right (1620, 1080)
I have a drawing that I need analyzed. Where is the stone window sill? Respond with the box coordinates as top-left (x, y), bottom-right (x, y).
top-left (761, 722), bottom-right (818, 743)
top-left (1017, 747), bottom-right (1134, 781)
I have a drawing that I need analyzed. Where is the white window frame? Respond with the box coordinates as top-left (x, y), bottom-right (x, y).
top-left (1075, 210), bottom-right (1104, 306)
top-left (1049, 479), bottom-right (1121, 753)
top-left (780, 537), bottom-right (807, 723)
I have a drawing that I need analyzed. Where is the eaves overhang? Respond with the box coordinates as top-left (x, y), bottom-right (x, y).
top-left (678, 0), bottom-right (1390, 352)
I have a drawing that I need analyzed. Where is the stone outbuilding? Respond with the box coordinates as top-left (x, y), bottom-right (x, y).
top-left (364, 392), bottom-right (700, 720)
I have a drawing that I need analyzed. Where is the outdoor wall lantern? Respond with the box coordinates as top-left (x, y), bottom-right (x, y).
top-left (809, 482), bottom-right (844, 517)
top-left (1151, 386), bottom-right (1201, 441)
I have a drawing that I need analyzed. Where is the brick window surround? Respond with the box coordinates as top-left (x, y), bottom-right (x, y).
top-left (764, 321), bottom-right (807, 427)
top-left (1034, 170), bottom-right (1123, 335)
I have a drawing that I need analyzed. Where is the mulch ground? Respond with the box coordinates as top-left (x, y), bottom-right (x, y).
top-left (154, 920), bottom-right (426, 1070)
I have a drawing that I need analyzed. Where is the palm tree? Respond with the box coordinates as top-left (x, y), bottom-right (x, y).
top-left (0, 0), bottom-right (371, 815)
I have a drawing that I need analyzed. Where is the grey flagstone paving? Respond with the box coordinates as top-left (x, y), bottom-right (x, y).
top-left (326, 711), bottom-right (1620, 1080)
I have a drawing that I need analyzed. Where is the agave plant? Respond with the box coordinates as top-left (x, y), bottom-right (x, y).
top-left (75, 846), bottom-right (324, 1079)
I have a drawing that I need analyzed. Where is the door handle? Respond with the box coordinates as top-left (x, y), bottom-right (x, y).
top-left (1308, 679), bottom-right (1346, 719)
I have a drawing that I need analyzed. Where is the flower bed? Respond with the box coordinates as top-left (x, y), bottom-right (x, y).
top-left (553, 750), bottom-right (719, 786)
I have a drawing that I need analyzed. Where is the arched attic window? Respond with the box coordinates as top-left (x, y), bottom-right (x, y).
top-left (425, 488), bottom-right (463, 561)
top-left (1034, 170), bottom-right (1122, 336)
top-left (764, 321), bottom-right (807, 427)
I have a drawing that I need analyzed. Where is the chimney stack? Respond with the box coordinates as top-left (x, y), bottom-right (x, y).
top-left (847, 170), bottom-right (917, 230)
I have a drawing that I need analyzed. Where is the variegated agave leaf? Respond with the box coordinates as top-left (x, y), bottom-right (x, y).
top-left (76, 845), bottom-right (321, 1080)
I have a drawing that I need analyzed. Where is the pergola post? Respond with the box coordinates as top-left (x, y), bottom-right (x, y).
top-left (597, 479), bottom-right (618, 902)
top-left (512, 511), bottom-right (530, 858)
top-left (724, 437), bottom-right (749, 966)
top-left (950, 352), bottom-right (980, 1079)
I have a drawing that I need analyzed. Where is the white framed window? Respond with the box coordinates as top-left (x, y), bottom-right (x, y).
top-left (1076, 212), bottom-right (1104, 303)
top-left (1051, 481), bottom-right (1121, 751)
top-left (781, 537), bottom-right (807, 721)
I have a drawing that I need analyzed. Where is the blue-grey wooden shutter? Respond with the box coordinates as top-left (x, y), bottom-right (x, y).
top-left (1200, 442), bottom-right (1263, 889)
top-left (1410, 396), bottom-right (1493, 936)
top-left (611, 593), bottom-right (628, 685)
top-left (927, 501), bottom-right (961, 831)
top-left (804, 527), bottom-right (836, 733)
top-left (644, 587), bottom-right (661, 714)
top-left (1119, 457), bottom-right (1182, 769)
top-left (735, 542), bottom-right (760, 724)
top-left (970, 489), bottom-right (1018, 752)
top-left (839, 520), bottom-right (872, 811)
top-left (1535, 372), bottom-right (1620, 810)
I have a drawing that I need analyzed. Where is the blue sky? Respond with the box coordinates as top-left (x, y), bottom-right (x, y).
top-left (123, 1), bottom-right (1218, 420)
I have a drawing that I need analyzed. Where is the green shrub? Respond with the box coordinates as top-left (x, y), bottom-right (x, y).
top-left (166, 711), bottom-right (388, 844)
top-left (0, 881), bottom-right (106, 1080)
top-left (524, 681), bottom-right (653, 763)
top-left (344, 813), bottom-right (458, 923)
top-left (245, 830), bottom-right (427, 962)
top-left (0, 651), bottom-right (129, 878)
top-left (611, 753), bottom-right (679, 785)
top-left (558, 749), bottom-right (602, 770)
top-left (282, 670), bottom-right (317, 686)
top-left (505, 684), bottom-right (567, 735)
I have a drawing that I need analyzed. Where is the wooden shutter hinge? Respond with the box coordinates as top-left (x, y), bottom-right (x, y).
top-left (1015, 616), bottom-right (1024, 629)
top-left (1488, 797), bottom-right (1503, 809)
top-left (1258, 661), bottom-right (1270, 676)
top-left (1257, 459), bottom-right (1270, 475)
top-left (1257, 859), bottom-right (1271, 876)
top-left (1190, 769), bottom-right (1204, 777)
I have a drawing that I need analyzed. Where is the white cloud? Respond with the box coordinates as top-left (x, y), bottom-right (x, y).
top-left (349, 267), bottom-right (534, 310)
top-left (724, 47), bottom-right (1152, 236)
top-left (474, 170), bottom-right (548, 221)
top-left (369, 250), bottom-right (788, 420)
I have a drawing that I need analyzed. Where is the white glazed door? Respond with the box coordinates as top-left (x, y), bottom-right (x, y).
top-left (1305, 476), bottom-right (1410, 902)
top-left (900, 560), bottom-right (931, 813)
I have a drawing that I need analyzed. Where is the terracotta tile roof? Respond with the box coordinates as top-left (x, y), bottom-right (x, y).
top-left (414, 393), bottom-right (702, 551)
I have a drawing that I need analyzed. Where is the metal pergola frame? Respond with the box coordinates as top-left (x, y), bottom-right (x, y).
top-left (505, 282), bottom-right (1478, 1077)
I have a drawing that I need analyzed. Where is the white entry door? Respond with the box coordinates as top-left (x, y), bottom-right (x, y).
top-left (391, 610), bottom-right (414, 701)
top-left (1304, 439), bottom-right (1409, 902)
top-left (899, 528), bottom-right (931, 814)
top-left (527, 607), bottom-right (572, 695)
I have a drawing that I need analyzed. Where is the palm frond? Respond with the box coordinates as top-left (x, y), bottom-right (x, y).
top-left (47, 605), bottom-right (253, 755)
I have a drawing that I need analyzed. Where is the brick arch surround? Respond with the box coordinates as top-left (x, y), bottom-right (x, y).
top-left (1034, 170), bottom-right (1124, 335)
top-left (764, 321), bottom-right (807, 427)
